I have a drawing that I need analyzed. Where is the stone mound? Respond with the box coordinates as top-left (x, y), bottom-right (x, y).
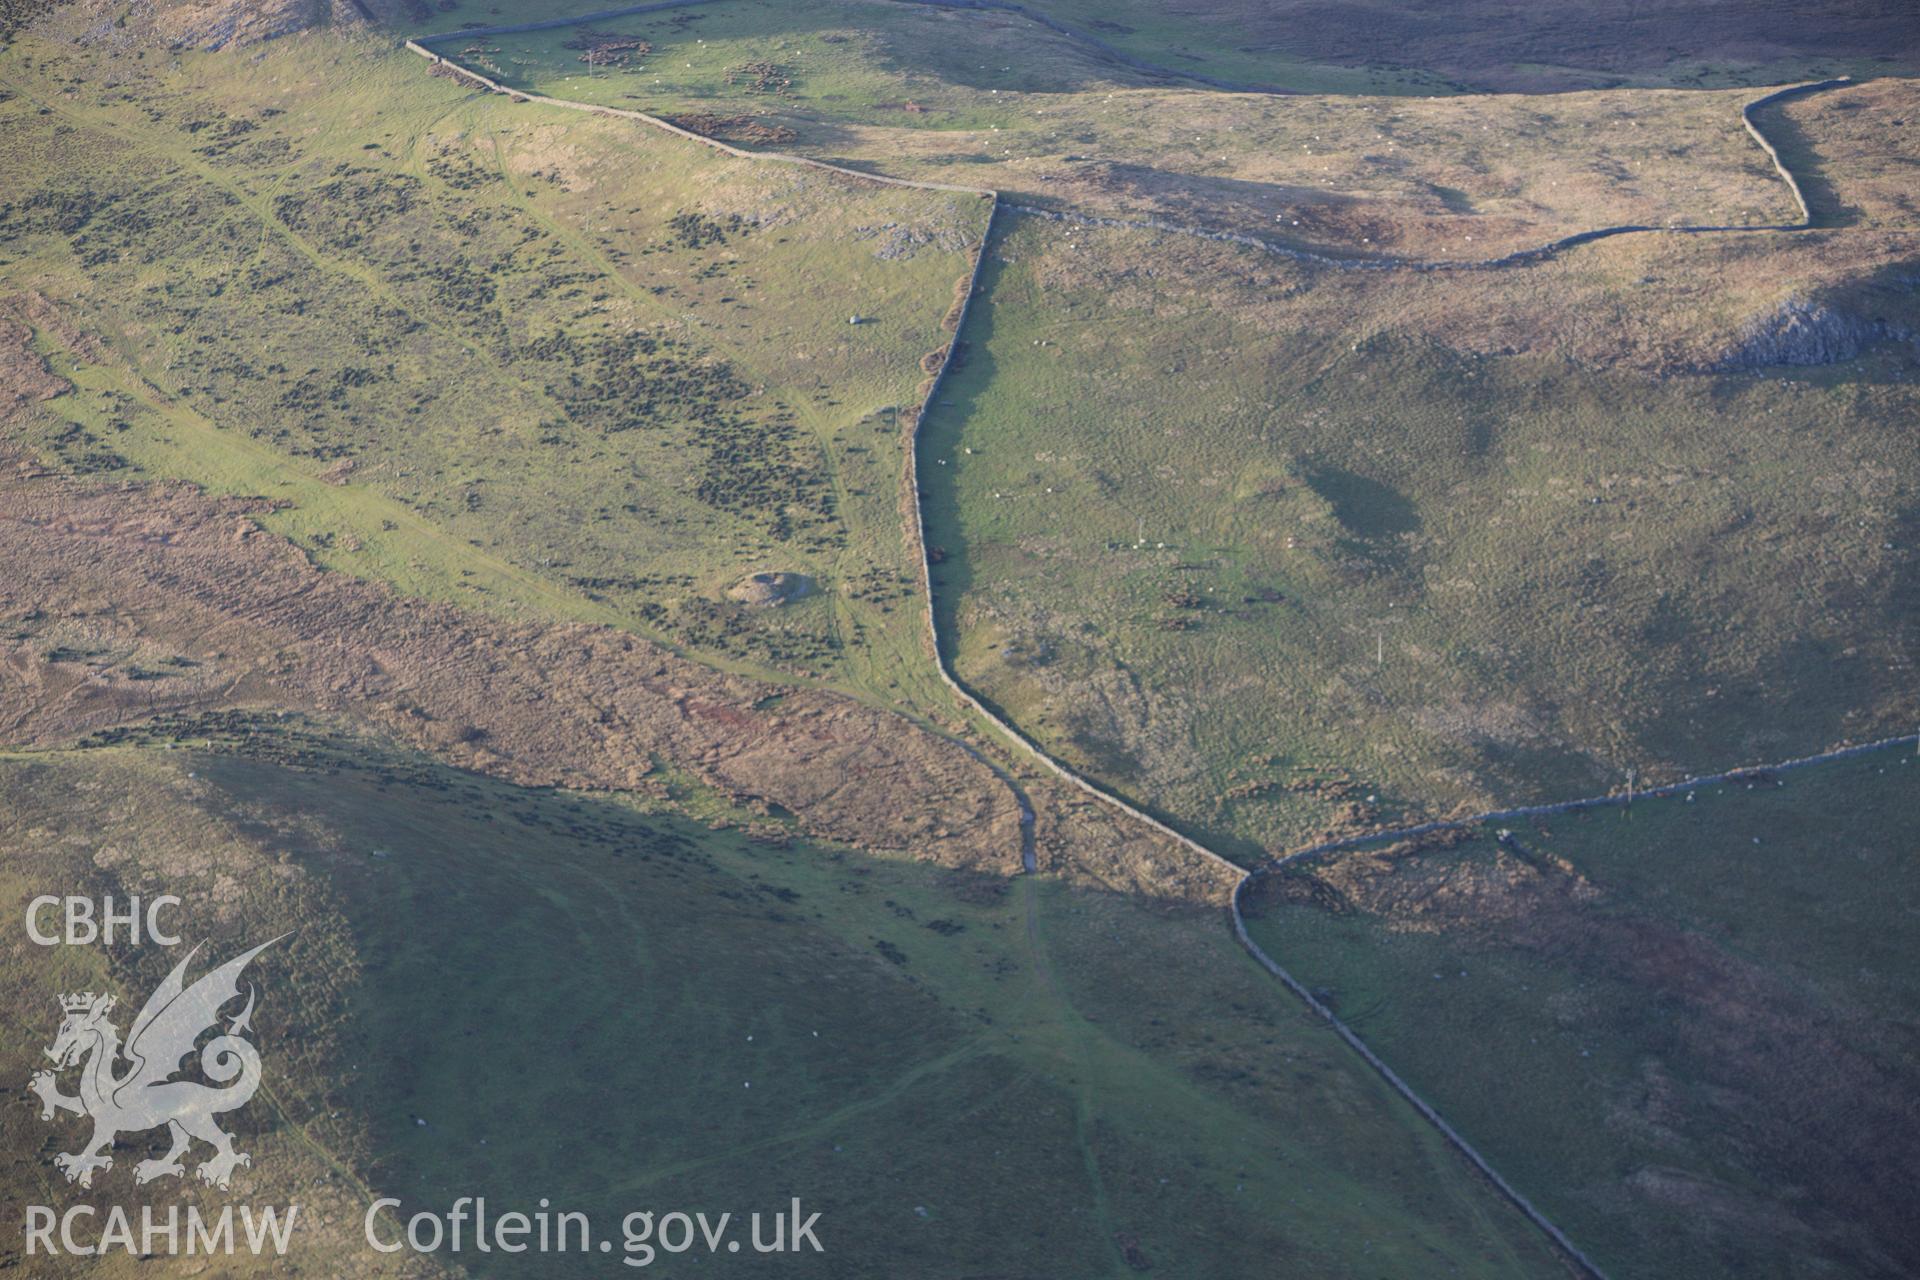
top-left (726, 571), bottom-right (812, 607)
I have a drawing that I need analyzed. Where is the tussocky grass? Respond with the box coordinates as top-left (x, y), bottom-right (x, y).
top-left (457, 0), bottom-right (1817, 262)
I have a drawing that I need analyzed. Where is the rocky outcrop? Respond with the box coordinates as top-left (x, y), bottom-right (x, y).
top-left (150, 0), bottom-right (349, 49)
top-left (1713, 293), bottom-right (1915, 371)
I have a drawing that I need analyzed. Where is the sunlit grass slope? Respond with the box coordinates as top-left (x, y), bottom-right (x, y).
top-left (463, 0), bottom-right (1806, 261)
top-left (920, 214), bottom-right (1919, 858)
top-left (0, 29), bottom-right (985, 710)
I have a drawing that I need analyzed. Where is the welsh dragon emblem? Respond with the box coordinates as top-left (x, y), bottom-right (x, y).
top-left (29, 938), bottom-right (282, 1190)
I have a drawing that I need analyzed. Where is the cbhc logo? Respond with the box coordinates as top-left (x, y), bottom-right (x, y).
top-left (26, 896), bottom-right (183, 946)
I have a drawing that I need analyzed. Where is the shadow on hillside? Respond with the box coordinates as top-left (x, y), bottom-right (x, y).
top-left (1749, 97), bottom-right (1859, 228)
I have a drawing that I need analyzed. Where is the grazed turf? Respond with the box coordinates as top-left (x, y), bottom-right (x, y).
top-left (4, 8), bottom-right (1914, 1279)
top-left (918, 211), bottom-right (1920, 860)
top-left (458, 0), bottom-right (1813, 261)
top-left (993, 0), bottom-right (1920, 94)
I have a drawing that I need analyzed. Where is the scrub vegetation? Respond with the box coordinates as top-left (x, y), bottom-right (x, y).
top-left (0, 29), bottom-right (987, 697)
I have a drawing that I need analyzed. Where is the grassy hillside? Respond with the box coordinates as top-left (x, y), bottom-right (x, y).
top-left (920, 212), bottom-right (1919, 859)
top-left (1241, 747), bottom-right (1920, 1278)
top-left (0, 28), bottom-right (985, 715)
top-left (410, 0), bottom-right (1920, 96)
top-left (0, 733), bottom-right (1568, 1276)
top-left (3, 6), bottom-right (1914, 1277)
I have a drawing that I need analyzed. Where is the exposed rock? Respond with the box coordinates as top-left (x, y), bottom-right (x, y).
top-left (1713, 294), bottom-right (1913, 370)
top-left (151, 0), bottom-right (340, 49)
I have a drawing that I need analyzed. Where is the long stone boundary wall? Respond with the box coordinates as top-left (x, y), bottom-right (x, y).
top-left (1742, 78), bottom-right (1835, 226)
top-left (403, 40), bottom-right (998, 196)
top-left (1248, 730), bottom-right (1920, 877)
top-left (409, 5), bottom-right (1850, 271)
top-left (397, 40), bottom-right (1238, 894)
top-left (1002, 77), bottom-right (1851, 273)
top-left (400, 33), bottom-right (1617, 1266)
top-left (401, 22), bottom-right (1878, 1275)
top-left (1229, 886), bottom-right (1614, 1278)
top-left (902, 280), bottom-right (1251, 888)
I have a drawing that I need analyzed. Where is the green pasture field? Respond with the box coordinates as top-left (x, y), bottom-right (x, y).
top-left (2, 7), bottom-right (1914, 1276)
top-left (445, 0), bottom-right (1912, 100)
top-left (1240, 747), bottom-right (1920, 1278)
top-left (998, 0), bottom-right (1919, 94)
top-left (918, 213), bottom-right (1920, 859)
top-left (422, 0), bottom-right (1420, 101)
top-left (453, 0), bottom-right (1131, 130)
